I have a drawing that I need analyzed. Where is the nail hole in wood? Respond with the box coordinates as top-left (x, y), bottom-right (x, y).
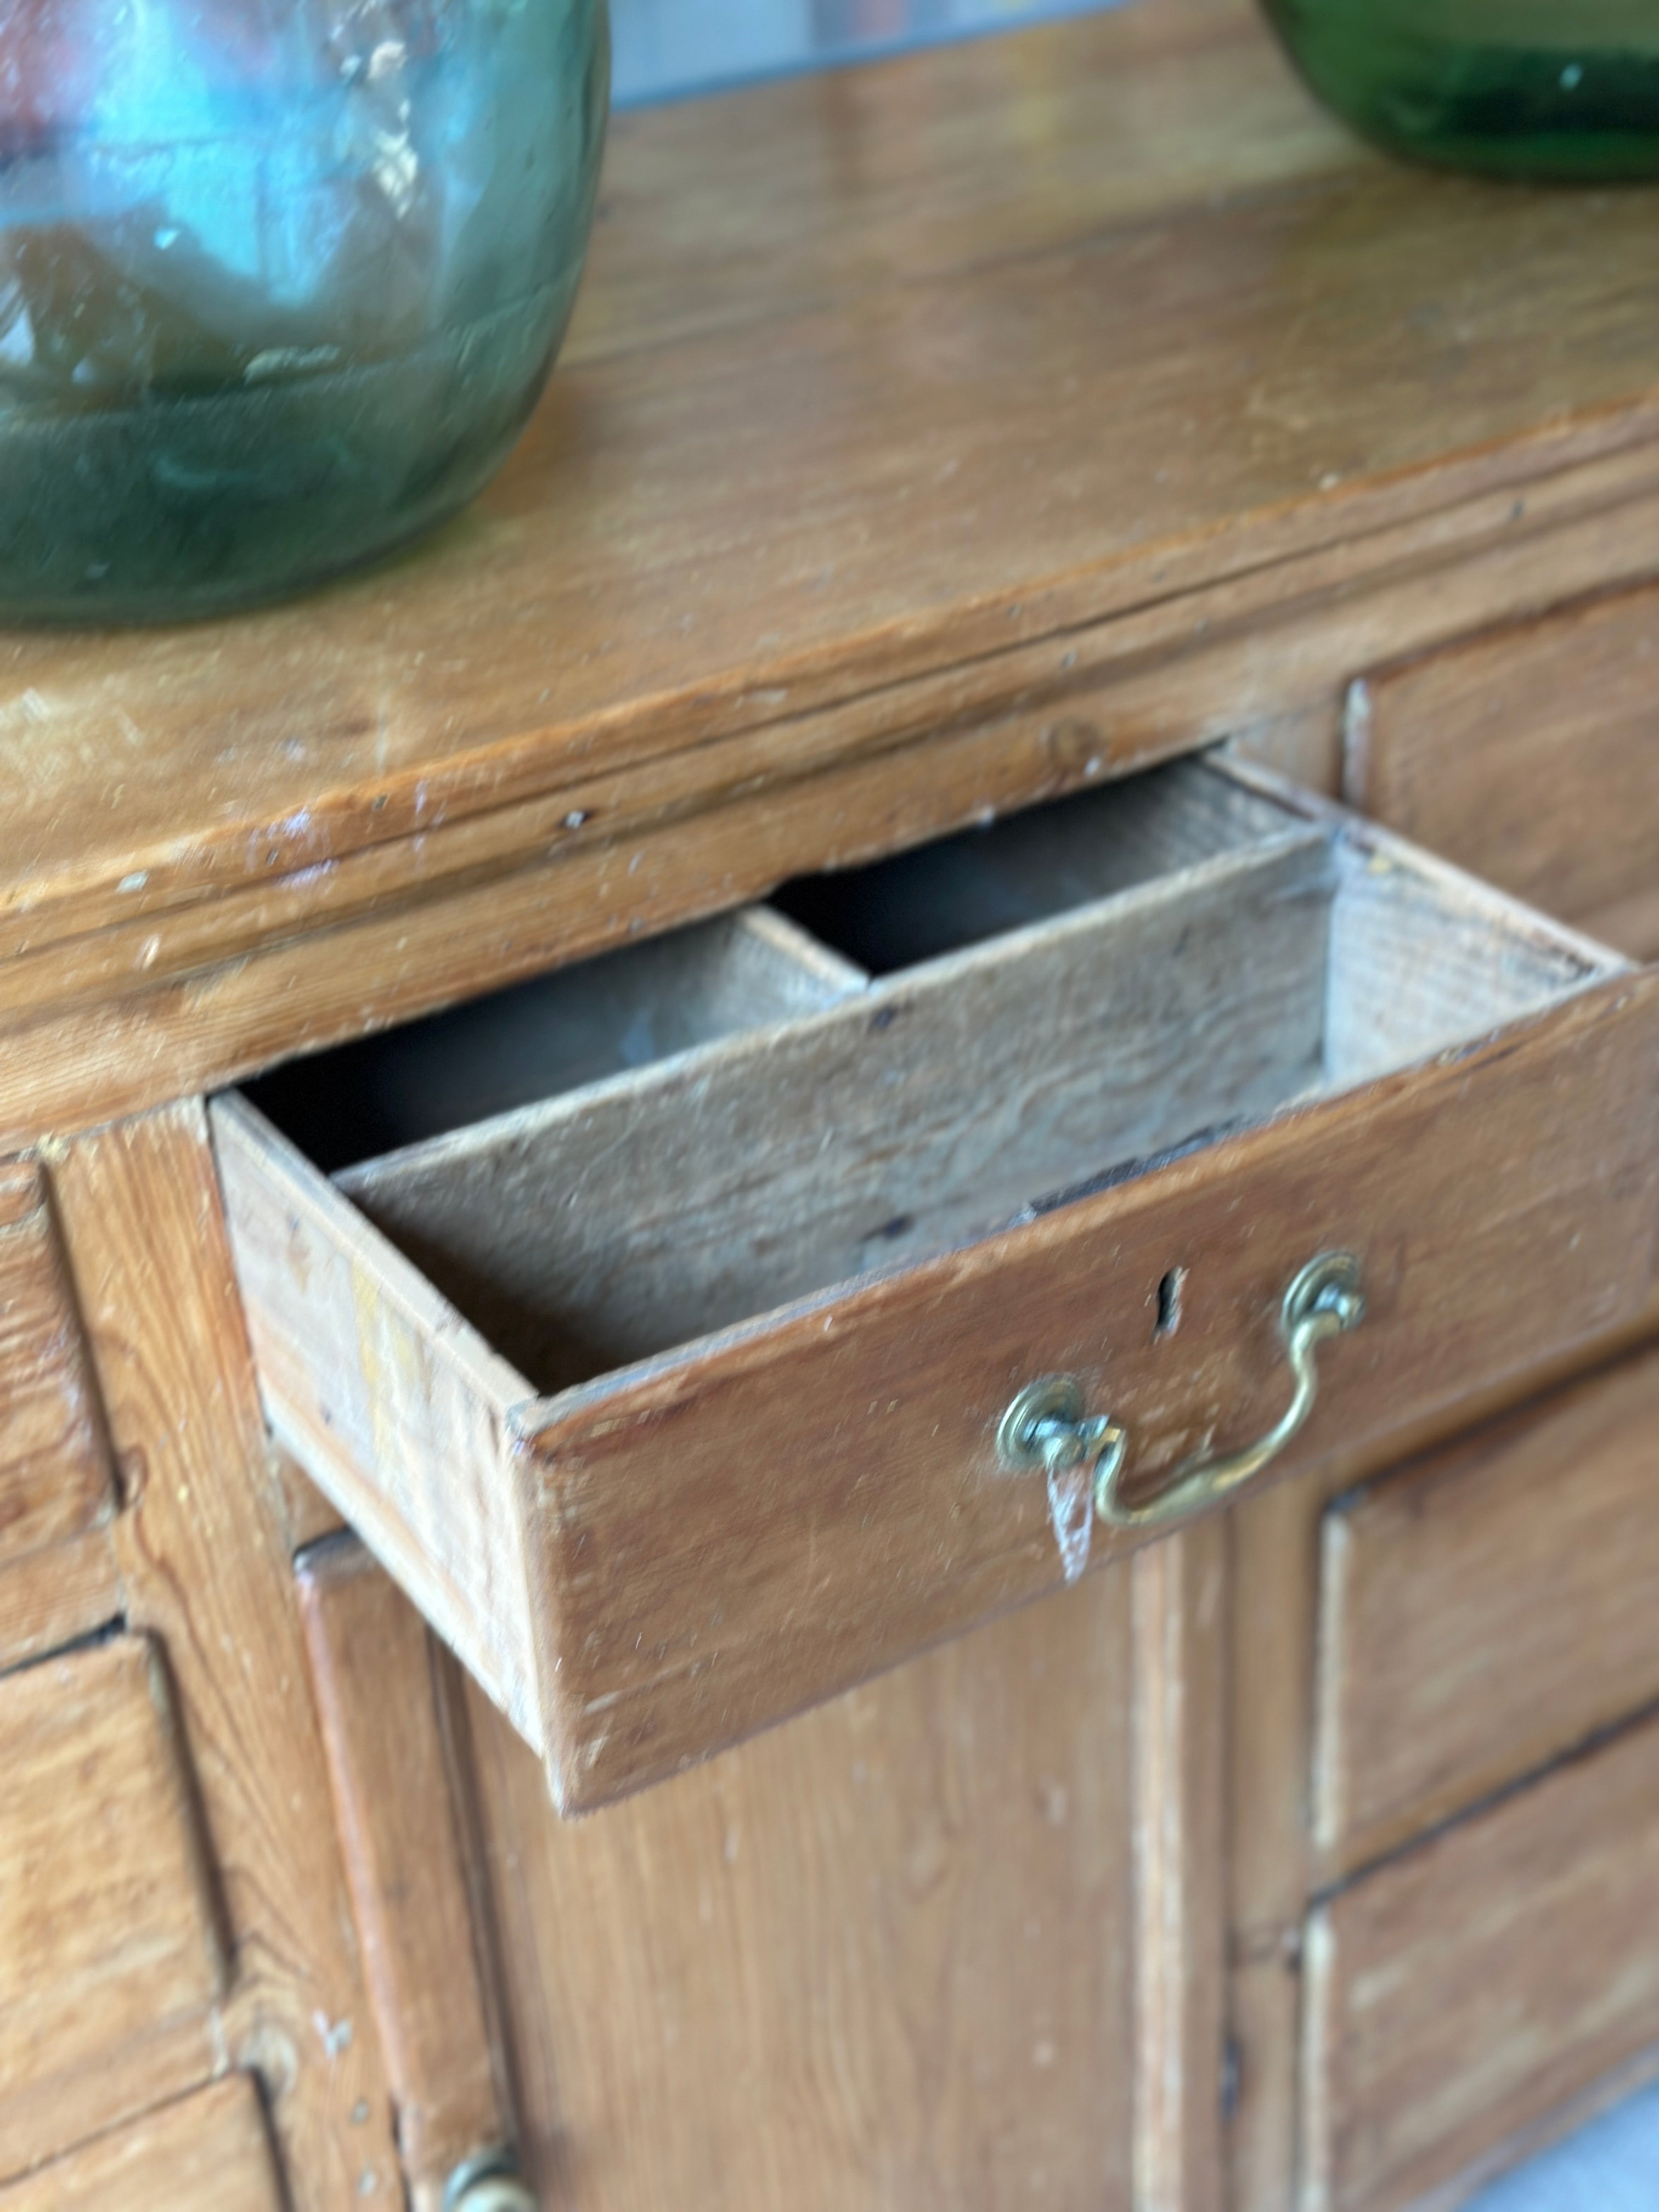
top-left (1155, 1267), bottom-right (1185, 1340)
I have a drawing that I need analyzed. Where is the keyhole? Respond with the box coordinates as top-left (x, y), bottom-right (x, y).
top-left (1155, 1267), bottom-right (1185, 1340)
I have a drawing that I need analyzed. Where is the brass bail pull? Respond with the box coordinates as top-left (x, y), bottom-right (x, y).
top-left (997, 1252), bottom-right (1364, 1538)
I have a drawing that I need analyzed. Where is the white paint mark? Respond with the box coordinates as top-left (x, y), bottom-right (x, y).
top-left (314, 2012), bottom-right (355, 2059)
top-left (1046, 1458), bottom-right (1092, 1584)
top-left (118, 871), bottom-right (149, 894)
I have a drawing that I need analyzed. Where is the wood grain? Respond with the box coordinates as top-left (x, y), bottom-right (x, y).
top-left (1301, 1710), bottom-right (1659, 2212)
top-left (0, 2076), bottom-right (283, 2212)
top-left (47, 1108), bottom-right (404, 2210)
top-left (6, 2), bottom-right (1659, 1137)
top-left (0, 1160), bottom-right (113, 1565)
top-left (0, 1521), bottom-right (123, 1674)
top-left (297, 1536), bottom-right (515, 2210)
top-left (1314, 1344), bottom-right (1659, 1880)
top-left (1348, 581), bottom-right (1659, 958)
top-left (1132, 1522), bottom-right (1228, 2212)
top-left (0, 1636), bottom-right (224, 2174)
top-left (466, 1563), bottom-right (1137, 2212)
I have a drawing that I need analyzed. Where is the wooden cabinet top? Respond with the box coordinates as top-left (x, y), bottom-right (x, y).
top-left (6, 0), bottom-right (1659, 1145)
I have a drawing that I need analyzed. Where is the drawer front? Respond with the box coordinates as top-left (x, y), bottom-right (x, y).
top-left (1315, 1344), bottom-right (1659, 1878)
top-left (1349, 582), bottom-right (1659, 958)
top-left (0, 1161), bottom-right (114, 1566)
top-left (1301, 1709), bottom-right (1659, 2212)
top-left (0, 2076), bottom-right (281, 2212)
top-left (0, 1637), bottom-right (225, 2157)
top-left (215, 764), bottom-right (1659, 1810)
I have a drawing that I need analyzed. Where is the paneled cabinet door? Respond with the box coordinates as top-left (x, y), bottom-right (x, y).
top-left (295, 1530), bottom-right (1230, 2212)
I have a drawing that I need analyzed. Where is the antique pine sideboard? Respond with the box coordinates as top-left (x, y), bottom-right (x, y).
top-left (4, 3), bottom-right (1659, 2208)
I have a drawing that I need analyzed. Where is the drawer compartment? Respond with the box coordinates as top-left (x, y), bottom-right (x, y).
top-left (1315, 1344), bottom-right (1659, 1878)
top-left (1301, 1707), bottom-right (1659, 2212)
top-left (213, 758), bottom-right (1659, 1809)
top-left (0, 1161), bottom-right (114, 1567)
top-left (0, 1636), bottom-right (225, 2162)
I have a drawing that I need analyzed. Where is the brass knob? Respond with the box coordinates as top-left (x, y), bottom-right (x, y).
top-left (444, 2151), bottom-right (535, 2212)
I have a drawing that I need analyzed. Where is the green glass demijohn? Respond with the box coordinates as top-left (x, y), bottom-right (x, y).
top-left (1260, 0), bottom-right (1659, 178)
top-left (0, 0), bottom-right (610, 623)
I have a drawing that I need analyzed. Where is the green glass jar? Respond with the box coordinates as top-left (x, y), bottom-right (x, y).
top-left (1260, 0), bottom-right (1659, 178)
top-left (0, 0), bottom-right (609, 624)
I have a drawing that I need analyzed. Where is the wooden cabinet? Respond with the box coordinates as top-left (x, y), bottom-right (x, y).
top-left (6, 2), bottom-right (1659, 2206)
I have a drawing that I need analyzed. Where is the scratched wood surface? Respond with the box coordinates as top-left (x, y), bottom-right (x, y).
top-left (0, 2076), bottom-right (284, 2212)
top-left (8, 0), bottom-right (1659, 1138)
top-left (0, 1637), bottom-right (224, 2180)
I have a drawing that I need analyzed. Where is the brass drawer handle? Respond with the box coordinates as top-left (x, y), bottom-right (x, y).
top-left (444, 2151), bottom-right (535, 2212)
top-left (998, 1253), bottom-right (1364, 1539)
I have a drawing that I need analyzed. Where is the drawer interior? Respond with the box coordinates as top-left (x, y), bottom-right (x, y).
top-left (244, 758), bottom-right (1616, 1395)
top-left (245, 905), bottom-right (864, 1171)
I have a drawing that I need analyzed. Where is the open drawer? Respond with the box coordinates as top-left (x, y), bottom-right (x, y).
top-left (212, 758), bottom-right (1659, 1810)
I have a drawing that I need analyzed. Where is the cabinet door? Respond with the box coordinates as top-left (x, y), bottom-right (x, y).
top-left (296, 1532), bottom-right (1231, 2212)
top-left (1302, 1706), bottom-right (1659, 2212)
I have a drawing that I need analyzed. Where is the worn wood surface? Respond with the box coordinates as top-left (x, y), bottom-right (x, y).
top-left (222, 924), bottom-right (1659, 1807)
top-left (0, 1160), bottom-right (113, 1565)
top-left (0, 1636), bottom-right (224, 2177)
top-left (1301, 1710), bottom-right (1659, 2212)
top-left (1348, 582), bottom-right (1659, 958)
top-left (1132, 1522), bottom-right (1228, 2212)
top-left (1314, 1344), bottom-right (1659, 1881)
top-left (6, 0), bottom-right (1659, 1138)
top-left (0, 2076), bottom-right (284, 2212)
top-left (47, 1108), bottom-right (404, 2210)
top-left (298, 1537), bottom-right (515, 2210)
top-left (466, 1562), bottom-right (1136, 2212)
top-left (340, 773), bottom-right (1336, 1382)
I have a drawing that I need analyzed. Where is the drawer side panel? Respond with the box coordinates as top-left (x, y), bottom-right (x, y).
top-left (212, 1098), bottom-right (544, 1752)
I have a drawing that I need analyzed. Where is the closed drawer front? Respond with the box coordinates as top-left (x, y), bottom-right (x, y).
top-left (1349, 580), bottom-right (1659, 958)
top-left (0, 2076), bottom-right (281, 2212)
top-left (1301, 1707), bottom-right (1659, 2212)
top-left (0, 1161), bottom-right (114, 1566)
top-left (1314, 1343), bottom-right (1659, 1878)
top-left (0, 1637), bottom-right (225, 2171)
top-left (214, 757), bottom-right (1659, 1809)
